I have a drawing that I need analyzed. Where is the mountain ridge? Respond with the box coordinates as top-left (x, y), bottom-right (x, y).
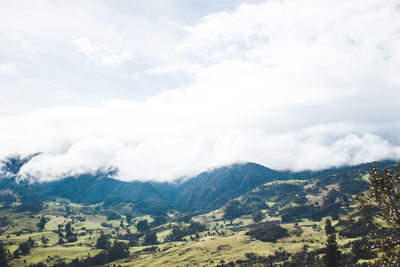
top-left (0, 155), bottom-right (397, 215)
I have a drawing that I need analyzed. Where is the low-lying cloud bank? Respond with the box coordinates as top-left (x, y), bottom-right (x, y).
top-left (1, 0), bottom-right (400, 182)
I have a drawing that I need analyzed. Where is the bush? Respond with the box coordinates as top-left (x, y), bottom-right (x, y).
top-left (224, 201), bottom-right (242, 220)
top-left (105, 211), bottom-right (121, 221)
top-left (246, 223), bottom-right (288, 242)
top-left (143, 231), bottom-right (158, 246)
top-left (101, 222), bottom-right (112, 228)
top-left (136, 220), bottom-right (150, 233)
top-left (17, 200), bottom-right (43, 213)
top-left (66, 235), bottom-right (77, 243)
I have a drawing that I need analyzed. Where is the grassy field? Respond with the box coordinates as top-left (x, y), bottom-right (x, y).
top-left (0, 177), bottom-right (369, 267)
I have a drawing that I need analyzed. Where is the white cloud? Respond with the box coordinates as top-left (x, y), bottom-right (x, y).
top-left (0, 63), bottom-right (19, 76)
top-left (70, 37), bottom-right (134, 66)
top-left (1, 0), bottom-right (400, 182)
top-left (143, 63), bottom-right (203, 75)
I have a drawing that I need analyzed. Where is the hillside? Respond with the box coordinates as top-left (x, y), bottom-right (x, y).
top-left (0, 155), bottom-right (396, 215)
top-left (1, 160), bottom-right (397, 266)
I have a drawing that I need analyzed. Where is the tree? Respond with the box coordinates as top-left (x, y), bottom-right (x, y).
top-left (151, 216), bottom-right (167, 227)
top-left (65, 222), bottom-right (71, 232)
top-left (245, 223), bottom-right (288, 242)
top-left (106, 211), bottom-right (121, 221)
top-left (96, 234), bottom-right (110, 250)
top-left (355, 163), bottom-right (400, 265)
top-left (323, 234), bottom-right (341, 267)
top-left (143, 231), bottom-right (158, 246)
top-left (57, 237), bottom-right (65, 245)
top-left (252, 211), bottom-right (264, 223)
top-left (37, 216), bottom-right (48, 231)
top-left (224, 201), bottom-right (242, 221)
top-left (41, 235), bottom-right (49, 246)
top-left (0, 241), bottom-right (9, 267)
top-left (136, 220), bottom-right (149, 233)
top-left (107, 240), bottom-right (130, 262)
top-left (126, 214), bottom-right (133, 225)
top-left (325, 219), bottom-right (334, 235)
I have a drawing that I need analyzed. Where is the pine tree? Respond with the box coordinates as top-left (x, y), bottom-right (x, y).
top-left (325, 219), bottom-right (334, 235)
top-left (323, 234), bottom-right (341, 267)
top-left (0, 241), bottom-right (9, 267)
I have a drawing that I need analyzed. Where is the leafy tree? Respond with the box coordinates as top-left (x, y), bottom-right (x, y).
top-left (187, 221), bottom-right (206, 234)
top-left (65, 222), bottom-right (71, 232)
top-left (14, 237), bottom-right (36, 257)
top-left (224, 201), bottom-right (242, 221)
top-left (41, 235), bottom-right (49, 246)
top-left (0, 241), bottom-right (9, 267)
top-left (166, 226), bottom-right (185, 242)
top-left (245, 223), bottom-right (288, 242)
top-left (323, 234), bottom-right (341, 267)
top-left (177, 214), bottom-right (191, 223)
top-left (107, 240), bottom-right (130, 262)
top-left (325, 219), bottom-right (334, 235)
top-left (126, 214), bottom-right (133, 224)
top-left (151, 216), bottom-right (168, 227)
top-left (17, 200), bottom-right (43, 213)
top-left (57, 237), bottom-right (64, 245)
top-left (96, 234), bottom-right (110, 250)
top-left (106, 211), bottom-right (121, 221)
top-left (37, 216), bottom-right (48, 231)
top-left (351, 238), bottom-right (376, 260)
top-left (27, 237), bottom-right (35, 248)
top-left (66, 235), bottom-right (77, 243)
top-left (56, 224), bottom-right (63, 233)
top-left (143, 231), bottom-right (158, 245)
top-left (136, 219), bottom-right (150, 233)
top-left (355, 163), bottom-right (400, 265)
top-left (100, 222), bottom-right (112, 228)
top-left (252, 211), bottom-right (264, 223)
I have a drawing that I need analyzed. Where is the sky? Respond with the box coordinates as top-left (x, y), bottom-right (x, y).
top-left (0, 0), bottom-right (400, 182)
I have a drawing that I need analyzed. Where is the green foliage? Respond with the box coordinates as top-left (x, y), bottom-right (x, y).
top-left (126, 214), bottom-right (133, 224)
top-left (166, 221), bottom-right (207, 242)
top-left (143, 231), bottom-right (158, 246)
top-left (17, 200), bottom-right (43, 213)
top-left (224, 200), bottom-right (242, 220)
top-left (96, 234), bottom-right (111, 250)
top-left (65, 222), bottom-right (71, 232)
top-left (325, 219), bottom-right (334, 235)
top-left (107, 240), bottom-right (130, 262)
top-left (150, 215), bottom-right (168, 227)
top-left (166, 226), bottom-right (186, 242)
top-left (136, 219), bottom-right (150, 233)
top-left (252, 211), bottom-right (264, 223)
top-left (105, 210), bottom-right (121, 221)
top-left (40, 235), bottom-right (49, 246)
top-left (36, 216), bottom-right (48, 231)
top-left (355, 163), bottom-right (400, 266)
top-left (323, 234), bottom-right (341, 267)
top-left (177, 214), bottom-right (191, 223)
top-left (13, 237), bottom-right (35, 258)
top-left (101, 222), bottom-right (112, 228)
top-left (57, 237), bottom-right (64, 245)
top-left (0, 241), bottom-right (9, 267)
top-left (245, 223), bottom-right (288, 242)
top-left (351, 238), bottom-right (376, 260)
top-left (338, 217), bottom-right (375, 238)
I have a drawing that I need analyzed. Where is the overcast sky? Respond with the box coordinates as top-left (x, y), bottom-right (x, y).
top-left (1, 0), bottom-right (400, 182)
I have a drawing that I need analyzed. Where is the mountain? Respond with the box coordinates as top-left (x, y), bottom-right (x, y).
top-left (172, 163), bottom-right (285, 212)
top-left (0, 156), bottom-right (289, 214)
top-left (0, 154), bottom-right (397, 215)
